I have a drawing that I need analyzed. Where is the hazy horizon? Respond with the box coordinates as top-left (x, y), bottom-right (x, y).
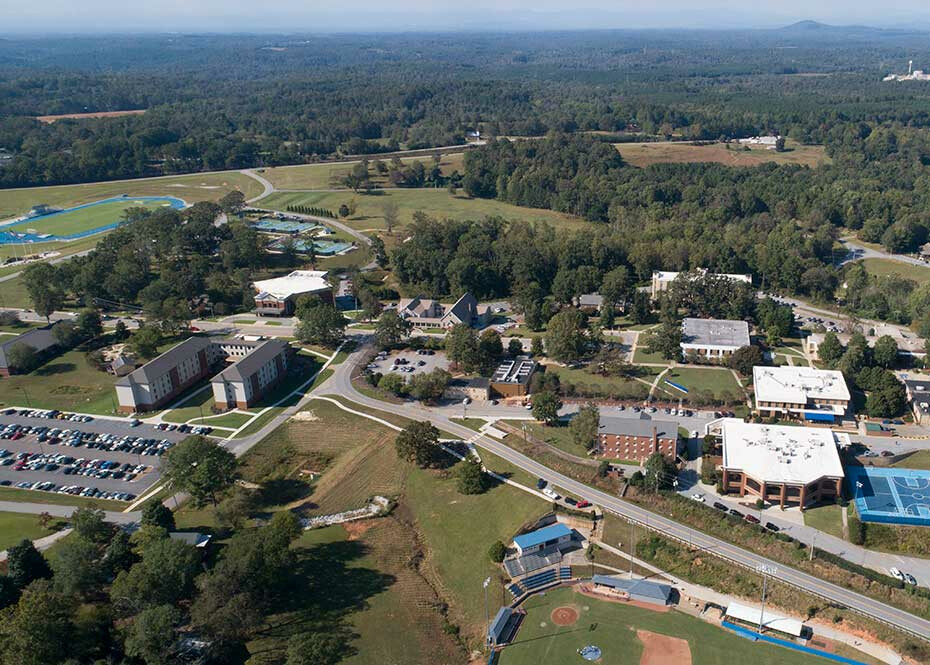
top-left (3, 1), bottom-right (930, 35)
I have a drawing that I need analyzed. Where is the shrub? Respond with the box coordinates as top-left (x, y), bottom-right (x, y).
top-left (488, 541), bottom-right (507, 563)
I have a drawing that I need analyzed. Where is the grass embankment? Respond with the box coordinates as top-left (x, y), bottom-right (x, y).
top-left (663, 367), bottom-right (743, 401)
top-left (803, 503), bottom-right (845, 539)
top-left (227, 400), bottom-right (548, 660)
top-left (543, 364), bottom-right (654, 401)
top-left (893, 450), bottom-right (930, 470)
top-left (614, 140), bottom-right (828, 169)
top-left (0, 171), bottom-right (263, 220)
top-left (623, 491), bottom-right (930, 627)
top-left (0, 511), bottom-right (55, 551)
top-left (601, 514), bottom-right (928, 664)
top-left (0, 349), bottom-right (119, 415)
top-left (0, 486), bottom-right (126, 511)
top-left (861, 258), bottom-right (930, 287)
top-left (498, 585), bottom-right (845, 665)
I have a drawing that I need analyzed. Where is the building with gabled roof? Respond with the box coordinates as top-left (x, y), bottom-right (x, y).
top-left (597, 414), bottom-right (680, 462)
top-left (591, 575), bottom-right (674, 606)
top-left (0, 322), bottom-right (66, 376)
top-left (395, 292), bottom-right (490, 329)
top-left (211, 339), bottom-right (289, 409)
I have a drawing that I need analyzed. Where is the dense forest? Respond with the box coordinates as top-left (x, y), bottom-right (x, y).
top-left (4, 29), bottom-right (930, 186)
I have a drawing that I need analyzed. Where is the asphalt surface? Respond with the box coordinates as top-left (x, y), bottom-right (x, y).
top-left (0, 413), bottom-right (185, 498)
top-left (841, 238), bottom-right (929, 268)
top-left (317, 336), bottom-right (930, 641)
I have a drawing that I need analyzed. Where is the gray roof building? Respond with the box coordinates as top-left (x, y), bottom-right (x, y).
top-left (598, 414), bottom-right (679, 440)
top-left (0, 322), bottom-right (65, 374)
top-left (115, 337), bottom-right (213, 389)
top-left (212, 339), bottom-right (288, 383)
top-left (591, 575), bottom-right (674, 605)
top-left (904, 379), bottom-right (930, 425)
top-left (681, 318), bottom-right (750, 356)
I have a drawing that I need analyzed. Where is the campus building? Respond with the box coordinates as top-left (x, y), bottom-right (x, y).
top-left (253, 270), bottom-right (333, 316)
top-left (512, 523), bottom-right (574, 556)
top-left (211, 339), bottom-right (290, 409)
top-left (489, 356), bottom-right (537, 398)
top-left (0, 322), bottom-right (65, 376)
top-left (716, 419), bottom-right (847, 509)
top-left (752, 365), bottom-right (851, 423)
top-left (596, 415), bottom-right (679, 462)
top-left (903, 379), bottom-right (930, 426)
top-left (680, 318), bottom-right (750, 360)
top-left (650, 269), bottom-right (752, 298)
top-left (116, 337), bottom-right (292, 413)
top-left (395, 292), bottom-right (490, 329)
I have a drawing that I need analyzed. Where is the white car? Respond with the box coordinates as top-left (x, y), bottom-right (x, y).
top-left (690, 493), bottom-right (705, 502)
top-left (904, 573), bottom-right (918, 586)
top-left (889, 567), bottom-right (904, 581)
top-left (542, 487), bottom-right (560, 501)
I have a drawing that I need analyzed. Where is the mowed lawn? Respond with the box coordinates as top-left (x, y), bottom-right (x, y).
top-left (0, 511), bottom-right (54, 551)
top-left (861, 258), bottom-right (930, 287)
top-left (663, 367), bottom-right (743, 400)
top-left (260, 152), bottom-right (465, 190)
top-left (498, 586), bottom-right (839, 665)
top-left (0, 171), bottom-right (263, 220)
top-left (614, 140), bottom-right (829, 169)
top-left (6, 197), bottom-right (177, 237)
top-left (0, 349), bottom-right (119, 415)
top-left (258, 188), bottom-right (592, 233)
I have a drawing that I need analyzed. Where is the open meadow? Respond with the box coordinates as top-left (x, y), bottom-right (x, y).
top-left (614, 141), bottom-right (829, 168)
top-left (861, 258), bottom-right (930, 287)
top-left (260, 152), bottom-right (466, 190)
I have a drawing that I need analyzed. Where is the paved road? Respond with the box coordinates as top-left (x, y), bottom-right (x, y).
top-left (0, 247), bottom-right (97, 285)
top-left (241, 169), bottom-right (274, 203)
top-left (316, 336), bottom-right (930, 640)
top-left (841, 238), bottom-right (929, 268)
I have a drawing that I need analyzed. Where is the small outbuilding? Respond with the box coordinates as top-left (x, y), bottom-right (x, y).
top-left (591, 575), bottom-right (674, 606)
top-left (512, 523), bottom-right (573, 556)
top-left (487, 606), bottom-right (523, 646)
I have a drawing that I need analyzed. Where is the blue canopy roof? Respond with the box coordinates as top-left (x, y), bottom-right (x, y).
top-left (592, 575), bottom-right (673, 602)
top-left (513, 523), bottom-right (572, 549)
top-left (488, 607), bottom-right (513, 641)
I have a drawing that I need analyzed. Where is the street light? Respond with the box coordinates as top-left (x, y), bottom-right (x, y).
top-left (755, 564), bottom-right (777, 636)
top-left (483, 576), bottom-right (491, 650)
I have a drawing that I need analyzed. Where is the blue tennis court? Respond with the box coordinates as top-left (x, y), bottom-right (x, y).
top-left (251, 218), bottom-right (323, 234)
top-left (847, 466), bottom-right (930, 526)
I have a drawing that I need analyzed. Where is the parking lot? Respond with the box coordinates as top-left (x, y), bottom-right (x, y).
top-left (367, 348), bottom-right (450, 378)
top-left (0, 411), bottom-right (189, 501)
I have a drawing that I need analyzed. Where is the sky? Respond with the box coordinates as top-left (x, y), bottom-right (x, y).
top-left (2, 0), bottom-right (930, 34)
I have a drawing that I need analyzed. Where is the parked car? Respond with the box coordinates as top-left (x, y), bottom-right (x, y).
top-left (542, 487), bottom-right (560, 501)
top-left (904, 573), bottom-right (918, 586)
top-left (712, 502), bottom-right (728, 512)
top-left (536, 478), bottom-right (547, 490)
top-left (564, 497), bottom-right (578, 506)
top-left (690, 493), bottom-right (705, 502)
top-left (744, 514), bottom-right (760, 524)
top-left (889, 567), bottom-right (904, 581)
top-left (576, 500), bottom-right (591, 508)
top-left (728, 508), bottom-right (743, 518)
top-left (764, 522), bottom-right (780, 532)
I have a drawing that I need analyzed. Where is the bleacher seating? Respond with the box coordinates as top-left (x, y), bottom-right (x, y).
top-left (507, 583), bottom-right (525, 598)
top-left (522, 568), bottom-right (557, 590)
top-left (559, 567), bottom-right (572, 580)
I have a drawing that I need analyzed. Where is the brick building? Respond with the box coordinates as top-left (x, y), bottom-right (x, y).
top-left (596, 415), bottom-right (679, 462)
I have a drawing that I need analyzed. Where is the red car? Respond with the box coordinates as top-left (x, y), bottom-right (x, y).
top-left (576, 500), bottom-right (591, 508)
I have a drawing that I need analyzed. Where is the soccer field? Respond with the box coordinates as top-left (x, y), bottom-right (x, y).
top-left (496, 587), bottom-right (840, 665)
top-left (1, 196), bottom-right (184, 241)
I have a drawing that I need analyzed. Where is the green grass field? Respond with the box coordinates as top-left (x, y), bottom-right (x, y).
top-left (0, 348), bottom-right (119, 415)
top-left (498, 586), bottom-right (843, 665)
top-left (861, 258), bottom-right (930, 287)
top-left (259, 152), bottom-right (465, 190)
top-left (4, 197), bottom-right (178, 237)
top-left (0, 486), bottom-right (126, 511)
top-left (0, 171), bottom-right (263, 220)
top-left (802, 503), bottom-right (845, 539)
top-left (0, 511), bottom-right (54, 551)
top-left (258, 188), bottom-right (591, 233)
top-left (892, 450), bottom-right (930, 470)
top-left (663, 367), bottom-right (743, 400)
top-left (543, 364), bottom-right (656, 401)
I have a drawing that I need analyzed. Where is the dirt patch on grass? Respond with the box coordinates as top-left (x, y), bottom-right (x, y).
top-left (636, 629), bottom-right (691, 665)
top-left (551, 605), bottom-right (580, 626)
top-left (36, 109), bottom-right (146, 123)
top-left (343, 520), bottom-right (375, 541)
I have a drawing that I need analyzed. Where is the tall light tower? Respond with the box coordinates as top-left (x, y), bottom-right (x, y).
top-left (909, 60), bottom-right (914, 76)
top-left (755, 564), bottom-right (778, 635)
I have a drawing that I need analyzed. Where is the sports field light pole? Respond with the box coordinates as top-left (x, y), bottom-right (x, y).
top-left (755, 564), bottom-right (777, 636)
top-left (483, 576), bottom-right (491, 650)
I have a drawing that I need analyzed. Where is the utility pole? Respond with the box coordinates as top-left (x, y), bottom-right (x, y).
top-left (629, 520), bottom-right (635, 578)
top-left (755, 564), bottom-right (777, 635)
top-left (809, 531), bottom-right (816, 562)
top-left (483, 576), bottom-right (491, 650)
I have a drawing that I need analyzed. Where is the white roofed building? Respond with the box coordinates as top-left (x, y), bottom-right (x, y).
top-left (680, 318), bottom-right (750, 360)
top-left (718, 418), bottom-right (847, 509)
top-left (651, 269), bottom-right (752, 298)
top-left (253, 270), bottom-right (332, 316)
top-left (753, 365), bottom-right (851, 423)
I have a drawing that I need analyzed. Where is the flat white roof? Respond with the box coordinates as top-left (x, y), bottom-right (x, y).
top-left (725, 601), bottom-right (805, 637)
top-left (653, 270), bottom-right (752, 284)
top-left (753, 365), bottom-right (850, 405)
top-left (253, 270), bottom-right (329, 300)
top-left (721, 419), bottom-right (845, 485)
top-left (681, 318), bottom-right (750, 350)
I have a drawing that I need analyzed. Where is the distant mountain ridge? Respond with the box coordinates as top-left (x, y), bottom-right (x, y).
top-left (779, 20), bottom-right (927, 36)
